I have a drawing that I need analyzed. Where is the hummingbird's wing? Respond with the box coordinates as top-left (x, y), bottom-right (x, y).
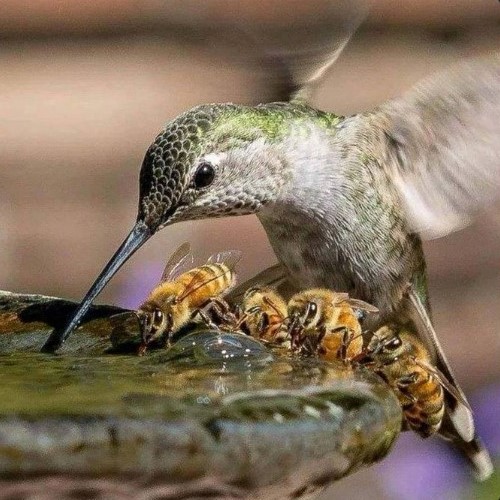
top-left (377, 52), bottom-right (500, 239)
top-left (243, 0), bottom-right (367, 103)
top-left (403, 284), bottom-right (475, 443)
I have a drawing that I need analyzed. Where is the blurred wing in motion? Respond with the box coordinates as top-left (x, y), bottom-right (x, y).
top-left (241, 0), bottom-right (367, 102)
top-left (160, 242), bottom-right (194, 283)
top-left (378, 52), bottom-right (500, 239)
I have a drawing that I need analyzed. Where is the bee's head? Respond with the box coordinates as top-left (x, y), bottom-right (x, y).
top-left (137, 301), bottom-right (173, 346)
top-left (288, 298), bottom-right (321, 331)
top-left (366, 325), bottom-right (407, 363)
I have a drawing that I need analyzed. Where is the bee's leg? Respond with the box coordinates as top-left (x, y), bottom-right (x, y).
top-left (302, 336), bottom-right (313, 356)
top-left (233, 304), bottom-right (244, 325)
top-left (230, 305), bottom-right (251, 332)
top-left (315, 326), bottom-right (328, 356)
top-left (257, 313), bottom-right (270, 339)
top-left (190, 308), bottom-right (220, 330)
top-left (332, 327), bottom-right (350, 362)
top-left (209, 297), bottom-right (232, 314)
top-left (396, 372), bottom-right (419, 403)
top-left (288, 317), bottom-right (303, 353)
top-left (232, 307), bottom-right (257, 334)
top-left (204, 297), bottom-right (241, 330)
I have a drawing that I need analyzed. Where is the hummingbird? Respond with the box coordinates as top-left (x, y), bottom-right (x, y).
top-left (42, 3), bottom-right (498, 479)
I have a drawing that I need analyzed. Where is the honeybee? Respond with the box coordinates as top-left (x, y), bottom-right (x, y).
top-left (137, 242), bottom-right (241, 351)
top-left (357, 324), bottom-right (471, 438)
top-left (287, 288), bottom-right (378, 361)
top-left (240, 286), bottom-right (288, 343)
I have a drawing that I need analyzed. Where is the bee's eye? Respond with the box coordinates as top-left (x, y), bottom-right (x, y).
top-left (258, 313), bottom-right (270, 334)
top-left (193, 162), bottom-right (215, 189)
top-left (306, 302), bottom-right (317, 319)
top-left (385, 336), bottom-right (402, 351)
top-left (153, 309), bottom-right (164, 326)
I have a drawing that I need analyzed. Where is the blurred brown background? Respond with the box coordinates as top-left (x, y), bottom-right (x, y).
top-left (0, 1), bottom-right (499, 498)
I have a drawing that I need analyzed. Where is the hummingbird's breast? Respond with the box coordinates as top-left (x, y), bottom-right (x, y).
top-left (257, 117), bottom-right (426, 318)
top-left (259, 202), bottom-right (424, 319)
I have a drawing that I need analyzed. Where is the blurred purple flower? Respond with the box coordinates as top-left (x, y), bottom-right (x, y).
top-left (377, 382), bottom-right (500, 500)
top-left (379, 433), bottom-right (465, 500)
top-left (117, 261), bottom-right (164, 309)
top-left (471, 383), bottom-right (500, 455)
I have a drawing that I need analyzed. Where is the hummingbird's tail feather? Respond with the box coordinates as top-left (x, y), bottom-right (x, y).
top-left (440, 418), bottom-right (494, 482)
top-left (457, 436), bottom-right (494, 482)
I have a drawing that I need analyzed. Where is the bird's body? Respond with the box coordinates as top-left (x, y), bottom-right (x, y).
top-left (163, 100), bottom-right (427, 322)
top-left (41, 16), bottom-right (499, 480)
top-left (255, 107), bottom-right (428, 319)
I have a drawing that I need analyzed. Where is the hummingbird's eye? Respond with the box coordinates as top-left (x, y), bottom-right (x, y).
top-left (193, 162), bottom-right (215, 189)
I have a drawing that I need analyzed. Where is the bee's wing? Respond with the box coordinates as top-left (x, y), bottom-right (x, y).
top-left (344, 298), bottom-right (379, 313)
top-left (227, 263), bottom-right (289, 303)
top-left (207, 249), bottom-right (242, 269)
top-left (375, 52), bottom-right (500, 239)
top-left (160, 242), bottom-right (194, 283)
top-left (405, 284), bottom-right (475, 442)
top-left (176, 250), bottom-right (242, 303)
top-left (331, 292), bottom-right (350, 304)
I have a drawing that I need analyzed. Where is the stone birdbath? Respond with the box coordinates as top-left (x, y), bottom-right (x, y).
top-left (0, 290), bottom-right (401, 499)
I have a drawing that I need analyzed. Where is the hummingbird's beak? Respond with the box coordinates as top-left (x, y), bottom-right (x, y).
top-left (41, 221), bottom-right (152, 353)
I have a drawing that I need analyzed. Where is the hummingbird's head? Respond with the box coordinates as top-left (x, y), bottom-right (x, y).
top-left (41, 103), bottom-right (299, 352)
top-left (137, 103), bottom-right (294, 233)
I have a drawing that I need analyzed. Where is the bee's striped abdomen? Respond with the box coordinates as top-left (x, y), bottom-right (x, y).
top-left (177, 263), bottom-right (234, 307)
top-left (402, 371), bottom-right (445, 438)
